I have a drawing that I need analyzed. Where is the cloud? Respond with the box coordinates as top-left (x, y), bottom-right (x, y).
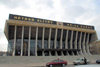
top-left (0, 0), bottom-right (100, 51)
top-left (34, 0), bottom-right (54, 8)
top-left (86, 15), bottom-right (100, 39)
top-left (0, 0), bottom-right (29, 8)
top-left (0, 30), bottom-right (8, 51)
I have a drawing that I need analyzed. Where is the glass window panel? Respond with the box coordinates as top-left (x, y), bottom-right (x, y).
top-left (30, 27), bottom-right (36, 56)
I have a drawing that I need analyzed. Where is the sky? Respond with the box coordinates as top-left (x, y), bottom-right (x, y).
top-left (0, 0), bottom-right (100, 51)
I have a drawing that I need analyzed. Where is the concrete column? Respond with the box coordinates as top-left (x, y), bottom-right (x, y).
top-left (85, 33), bottom-right (88, 54)
top-left (86, 33), bottom-right (91, 55)
top-left (70, 31), bottom-right (74, 55)
top-left (49, 51), bottom-right (51, 56)
top-left (74, 31), bottom-right (78, 55)
top-left (48, 28), bottom-right (51, 56)
top-left (79, 32), bottom-right (83, 55)
top-left (54, 29), bottom-right (57, 49)
top-left (65, 30), bottom-right (69, 55)
top-left (42, 27), bottom-right (45, 56)
top-left (60, 29), bottom-right (63, 55)
top-left (75, 31), bottom-right (78, 49)
top-left (82, 33), bottom-right (86, 55)
top-left (66, 51), bottom-right (69, 56)
top-left (28, 26), bottom-right (31, 56)
top-left (48, 28), bottom-right (51, 49)
top-left (12, 26), bottom-right (17, 56)
top-left (35, 27), bottom-right (38, 56)
top-left (21, 26), bottom-right (24, 56)
top-left (65, 30), bottom-right (68, 49)
top-left (60, 29), bottom-right (63, 49)
top-left (70, 31), bottom-right (73, 49)
top-left (54, 29), bottom-right (57, 56)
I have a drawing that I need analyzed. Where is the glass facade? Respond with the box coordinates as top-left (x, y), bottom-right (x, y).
top-left (15, 39), bottom-right (21, 56)
top-left (30, 27), bottom-right (36, 56)
top-left (44, 28), bottom-right (49, 49)
top-left (37, 27), bottom-right (42, 49)
top-left (15, 26), bottom-right (22, 56)
top-left (62, 29), bottom-right (66, 49)
top-left (50, 28), bottom-right (55, 49)
top-left (8, 25), bottom-right (15, 55)
top-left (8, 40), bottom-right (14, 56)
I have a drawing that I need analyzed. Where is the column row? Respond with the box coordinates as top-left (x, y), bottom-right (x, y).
top-left (12, 26), bottom-right (91, 56)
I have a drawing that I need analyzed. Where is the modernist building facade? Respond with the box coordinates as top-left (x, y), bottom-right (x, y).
top-left (4, 14), bottom-right (98, 56)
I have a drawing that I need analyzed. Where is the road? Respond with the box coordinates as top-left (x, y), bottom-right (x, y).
top-left (0, 64), bottom-right (100, 67)
top-left (75, 64), bottom-right (100, 67)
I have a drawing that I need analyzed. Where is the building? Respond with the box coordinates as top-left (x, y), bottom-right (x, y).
top-left (0, 51), bottom-right (7, 56)
top-left (4, 14), bottom-right (98, 56)
top-left (90, 40), bottom-right (100, 55)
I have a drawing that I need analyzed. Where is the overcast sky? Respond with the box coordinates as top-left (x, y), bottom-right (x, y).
top-left (0, 0), bottom-right (100, 51)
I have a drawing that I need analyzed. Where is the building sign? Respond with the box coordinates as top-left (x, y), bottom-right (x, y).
top-left (9, 14), bottom-right (56, 24)
top-left (9, 14), bottom-right (94, 30)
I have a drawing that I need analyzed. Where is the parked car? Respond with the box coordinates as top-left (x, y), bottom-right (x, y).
top-left (96, 59), bottom-right (100, 64)
top-left (73, 58), bottom-right (90, 65)
top-left (46, 58), bottom-right (67, 67)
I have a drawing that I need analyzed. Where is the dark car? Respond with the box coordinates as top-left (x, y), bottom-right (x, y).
top-left (46, 58), bottom-right (67, 67)
top-left (96, 59), bottom-right (100, 64)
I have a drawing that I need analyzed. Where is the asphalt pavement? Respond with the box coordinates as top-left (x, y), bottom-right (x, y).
top-left (0, 64), bottom-right (100, 67)
top-left (0, 64), bottom-right (74, 67)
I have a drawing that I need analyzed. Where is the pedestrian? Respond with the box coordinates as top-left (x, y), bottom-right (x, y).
top-left (84, 57), bottom-right (87, 64)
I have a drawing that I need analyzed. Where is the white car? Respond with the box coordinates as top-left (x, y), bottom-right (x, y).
top-left (73, 58), bottom-right (90, 65)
